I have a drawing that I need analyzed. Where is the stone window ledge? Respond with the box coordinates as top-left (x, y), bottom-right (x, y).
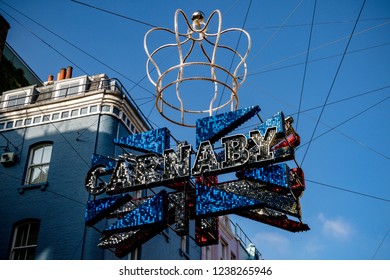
top-left (18, 182), bottom-right (48, 194)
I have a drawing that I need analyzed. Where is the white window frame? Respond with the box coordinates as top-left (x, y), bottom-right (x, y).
top-left (26, 143), bottom-right (53, 185)
top-left (2, 86), bottom-right (34, 109)
top-left (9, 220), bottom-right (40, 260)
top-left (54, 76), bottom-right (87, 99)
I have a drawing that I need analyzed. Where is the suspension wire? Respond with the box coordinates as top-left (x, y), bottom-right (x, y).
top-left (0, 7), bottom-right (89, 75)
top-left (249, 0), bottom-right (305, 64)
top-left (0, 132), bottom-right (19, 150)
top-left (238, 82), bottom-right (390, 160)
top-left (216, 0), bottom-right (253, 112)
top-left (296, 0), bottom-right (317, 130)
top-left (292, 85), bottom-right (390, 115)
top-left (70, 0), bottom-right (157, 28)
top-left (247, 17), bottom-right (390, 30)
top-left (306, 179), bottom-right (390, 203)
top-left (371, 227), bottom-right (390, 259)
top-left (300, 0), bottom-right (367, 167)
top-left (46, 189), bottom-right (86, 206)
top-left (247, 41), bottom-right (390, 77)
top-left (248, 20), bottom-right (390, 76)
top-left (297, 95), bottom-right (390, 152)
top-left (0, 1), bottom-right (157, 99)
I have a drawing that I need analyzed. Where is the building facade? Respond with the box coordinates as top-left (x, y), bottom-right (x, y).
top-left (0, 69), bottom-right (204, 259)
top-left (201, 216), bottom-right (262, 260)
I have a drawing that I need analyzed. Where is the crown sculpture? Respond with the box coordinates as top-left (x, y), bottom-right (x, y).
top-left (144, 9), bottom-right (251, 127)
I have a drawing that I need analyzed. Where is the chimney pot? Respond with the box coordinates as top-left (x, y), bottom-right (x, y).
top-left (65, 66), bottom-right (73, 79)
top-left (58, 68), bottom-right (66, 80)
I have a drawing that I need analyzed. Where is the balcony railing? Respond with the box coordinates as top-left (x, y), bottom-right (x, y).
top-left (229, 218), bottom-right (263, 260)
top-left (0, 77), bottom-right (153, 129)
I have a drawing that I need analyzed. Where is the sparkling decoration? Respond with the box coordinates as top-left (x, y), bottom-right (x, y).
top-left (236, 164), bottom-right (289, 189)
top-left (238, 209), bottom-right (310, 232)
top-left (196, 183), bottom-right (262, 217)
top-left (85, 194), bottom-right (131, 226)
top-left (83, 106), bottom-right (309, 257)
top-left (201, 179), bottom-right (301, 218)
top-left (91, 153), bottom-right (117, 171)
top-left (144, 9), bottom-right (251, 127)
top-left (103, 190), bottom-right (168, 234)
top-left (113, 127), bottom-right (170, 154)
top-left (195, 105), bottom-right (260, 147)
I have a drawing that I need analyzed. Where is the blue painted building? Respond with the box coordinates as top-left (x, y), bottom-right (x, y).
top-left (0, 68), bottom-right (202, 260)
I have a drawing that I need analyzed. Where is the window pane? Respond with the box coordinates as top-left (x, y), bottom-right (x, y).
top-left (27, 223), bottom-right (39, 245)
top-left (42, 146), bottom-right (52, 163)
top-left (14, 224), bottom-right (29, 247)
top-left (6, 121), bottom-right (13, 128)
top-left (12, 248), bottom-right (27, 260)
top-left (29, 165), bottom-right (49, 184)
top-left (59, 88), bottom-right (67, 97)
top-left (33, 116), bottom-right (41, 124)
top-left (71, 109), bottom-right (78, 117)
top-left (16, 93), bottom-right (27, 106)
top-left (15, 120), bottom-right (23, 127)
top-left (7, 98), bottom-right (16, 107)
top-left (25, 247), bottom-right (36, 260)
top-left (32, 147), bottom-right (43, 164)
top-left (68, 84), bottom-right (79, 95)
top-left (101, 105), bottom-right (110, 112)
top-left (80, 107), bottom-right (88, 115)
top-left (29, 167), bottom-right (42, 184)
top-left (52, 113), bottom-right (60, 120)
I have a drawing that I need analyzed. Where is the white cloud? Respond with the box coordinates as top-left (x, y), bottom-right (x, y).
top-left (318, 213), bottom-right (352, 239)
top-left (253, 231), bottom-right (290, 254)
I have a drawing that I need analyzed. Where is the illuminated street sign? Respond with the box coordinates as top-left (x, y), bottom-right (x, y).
top-left (84, 106), bottom-right (309, 257)
top-left (83, 9), bottom-right (309, 258)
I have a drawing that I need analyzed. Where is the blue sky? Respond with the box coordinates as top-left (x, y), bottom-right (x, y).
top-left (1, 0), bottom-right (389, 260)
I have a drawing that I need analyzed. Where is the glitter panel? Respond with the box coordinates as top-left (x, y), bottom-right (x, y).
top-left (104, 190), bottom-right (168, 234)
top-left (239, 209), bottom-right (310, 232)
top-left (212, 180), bottom-right (301, 218)
top-left (91, 153), bottom-right (117, 171)
top-left (195, 105), bottom-right (261, 148)
top-left (113, 127), bottom-right (170, 154)
top-left (196, 183), bottom-right (263, 217)
top-left (252, 111), bottom-right (285, 138)
top-left (85, 194), bottom-right (131, 226)
top-left (236, 163), bottom-right (289, 188)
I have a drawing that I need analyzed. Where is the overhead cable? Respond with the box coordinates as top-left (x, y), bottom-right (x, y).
top-left (300, 0), bottom-right (368, 167)
top-left (296, 0), bottom-right (317, 130)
